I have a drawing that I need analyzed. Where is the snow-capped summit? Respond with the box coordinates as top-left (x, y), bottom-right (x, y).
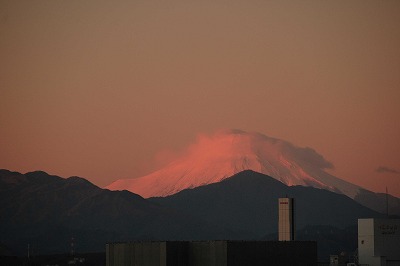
top-left (106, 129), bottom-right (361, 198)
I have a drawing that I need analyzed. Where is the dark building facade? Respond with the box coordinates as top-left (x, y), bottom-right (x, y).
top-left (106, 241), bottom-right (317, 266)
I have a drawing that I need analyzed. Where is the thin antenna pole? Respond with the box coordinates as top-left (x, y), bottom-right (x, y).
top-left (71, 237), bottom-right (75, 257)
top-left (386, 187), bottom-right (389, 217)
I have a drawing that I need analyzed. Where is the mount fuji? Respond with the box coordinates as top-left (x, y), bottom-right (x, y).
top-left (107, 130), bottom-right (361, 198)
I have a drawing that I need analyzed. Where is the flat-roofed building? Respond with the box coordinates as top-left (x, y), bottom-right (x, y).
top-left (106, 241), bottom-right (187, 266)
top-left (106, 241), bottom-right (317, 266)
top-left (358, 218), bottom-right (400, 266)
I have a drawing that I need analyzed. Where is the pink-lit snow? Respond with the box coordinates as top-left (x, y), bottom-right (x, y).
top-left (106, 130), bottom-right (361, 198)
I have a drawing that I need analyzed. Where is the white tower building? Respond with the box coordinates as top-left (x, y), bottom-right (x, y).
top-left (358, 218), bottom-right (400, 266)
top-left (278, 197), bottom-right (295, 241)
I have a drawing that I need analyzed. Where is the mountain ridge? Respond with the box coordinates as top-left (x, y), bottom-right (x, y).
top-left (150, 170), bottom-right (383, 236)
top-left (0, 169), bottom-right (234, 255)
top-left (0, 168), bottom-right (390, 258)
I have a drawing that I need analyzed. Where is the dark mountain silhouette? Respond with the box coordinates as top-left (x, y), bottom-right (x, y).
top-left (0, 169), bottom-right (234, 255)
top-left (355, 188), bottom-right (400, 216)
top-left (151, 170), bottom-right (384, 237)
top-left (0, 169), bottom-right (385, 258)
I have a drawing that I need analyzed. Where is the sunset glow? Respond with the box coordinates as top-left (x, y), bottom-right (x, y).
top-left (1, 0), bottom-right (399, 197)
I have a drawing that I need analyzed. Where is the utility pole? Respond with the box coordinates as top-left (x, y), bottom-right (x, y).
top-left (386, 187), bottom-right (389, 217)
top-left (71, 237), bottom-right (75, 257)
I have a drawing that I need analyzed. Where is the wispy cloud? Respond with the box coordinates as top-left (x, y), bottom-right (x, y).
top-left (376, 166), bottom-right (399, 174)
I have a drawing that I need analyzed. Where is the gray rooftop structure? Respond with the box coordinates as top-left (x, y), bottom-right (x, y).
top-left (106, 240), bottom-right (317, 266)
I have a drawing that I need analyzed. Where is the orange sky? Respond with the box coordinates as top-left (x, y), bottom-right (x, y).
top-left (1, 0), bottom-right (400, 196)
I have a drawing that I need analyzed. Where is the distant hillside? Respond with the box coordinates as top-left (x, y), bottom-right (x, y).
top-left (0, 169), bottom-right (385, 258)
top-left (355, 189), bottom-right (400, 216)
top-left (151, 170), bottom-right (383, 236)
top-left (0, 169), bottom-right (231, 255)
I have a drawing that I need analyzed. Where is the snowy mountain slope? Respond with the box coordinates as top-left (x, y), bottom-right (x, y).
top-left (106, 129), bottom-right (362, 199)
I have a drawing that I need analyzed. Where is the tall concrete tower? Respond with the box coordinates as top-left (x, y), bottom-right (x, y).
top-left (278, 197), bottom-right (295, 241)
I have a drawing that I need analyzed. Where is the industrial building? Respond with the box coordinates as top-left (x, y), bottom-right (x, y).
top-left (106, 197), bottom-right (317, 266)
top-left (106, 240), bottom-right (317, 266)
top-left (278, 197), bottom-right (295, 241)
top-left (358, 218), bottom-right (400, 266)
